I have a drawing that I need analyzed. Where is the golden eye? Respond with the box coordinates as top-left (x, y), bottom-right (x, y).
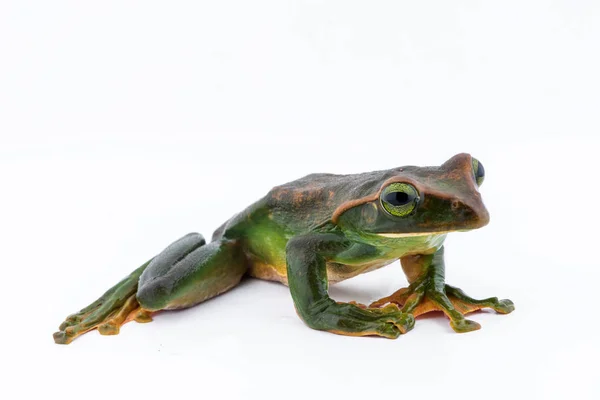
top-left (472, 158), bottom-right (485, 186)
top-left (380, 183), bottom-right (419, 217)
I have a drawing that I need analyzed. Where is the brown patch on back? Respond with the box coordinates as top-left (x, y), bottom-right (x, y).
top-left (293, 191), bottom-right (304, 204)
top-left (271, 189), bottom-right (289, 201)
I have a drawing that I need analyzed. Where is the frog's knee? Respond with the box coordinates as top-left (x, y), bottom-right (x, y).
top-left (136, 232), bottom-right (207, 311)
top-left (136, 279), bottom-right (170, 311)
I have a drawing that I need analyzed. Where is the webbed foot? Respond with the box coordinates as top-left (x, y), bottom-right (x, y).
top-left (370, 282), bottom-right (514, 333)
top-left (322, 302), bottom-right (415, 339)
top-left (53, 264), bottom-right (152, 344)
top-left (54, 294), bottom-right (153, 344)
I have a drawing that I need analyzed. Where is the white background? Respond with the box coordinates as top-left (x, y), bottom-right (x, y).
top-left (1, 1), bottom-right (599, 399)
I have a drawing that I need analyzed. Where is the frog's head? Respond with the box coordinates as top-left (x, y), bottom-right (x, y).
top-left (333, 153), bottom-right (489, 237)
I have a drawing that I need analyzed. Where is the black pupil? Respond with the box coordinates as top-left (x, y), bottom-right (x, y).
top-left (385, 191), bottom-right (411, 206)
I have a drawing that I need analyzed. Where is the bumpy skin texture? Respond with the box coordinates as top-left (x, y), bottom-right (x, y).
top-left (54, 153), bottom-right (514, 344)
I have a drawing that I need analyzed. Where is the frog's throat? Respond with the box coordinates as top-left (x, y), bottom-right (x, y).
top-left (376, 229), bottom-right (464, 238)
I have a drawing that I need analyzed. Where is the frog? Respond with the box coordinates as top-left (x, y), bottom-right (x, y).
top-left (53, 153), bottom-right (514, 344)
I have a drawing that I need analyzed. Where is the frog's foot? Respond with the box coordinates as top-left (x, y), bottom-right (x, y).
top-left (310, 301), bottom-right (415, 339)
top-left (53, 294), bottom-right (153, 344)
top-left (370, 284), bottom-right (514, 333)
top-left (53, 271), bottom-right (153, 344)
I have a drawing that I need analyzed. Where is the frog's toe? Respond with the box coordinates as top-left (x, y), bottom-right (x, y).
top-left (65, 314), bottom-right (81, 323)
top-left (390, 311), bottom-right (415, 334)
top-left (52, 330), bottom-right (74, 345)
top-left (98, 322), bottom-right (120, 336)
top-left (58, 314), bottom-right (82, 331)
top-left (443, 285), bottom-right (516, 316)
top-left (494, 299), bottom-right (515, 314)
top-left (450, 318), bottom-right (481, 333)
top-left (376, 322), bottom-right (402, 339)
top-left (375, 304), bottom-right (415, 335)
top-left (56, 310), bottom-right (97, 342)
top-left (133, 309), bottom-right (153, 323)
top-left (58, 321), bottom-right (71, 331)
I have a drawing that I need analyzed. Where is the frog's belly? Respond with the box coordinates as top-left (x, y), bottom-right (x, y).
top-left (247, 260), bottom-right (289, 285)
top-left (247, 258), bottom-right (396, 286)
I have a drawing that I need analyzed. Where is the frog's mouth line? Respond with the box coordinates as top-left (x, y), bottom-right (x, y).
top-left (376, 229), bottom-right (466, 238)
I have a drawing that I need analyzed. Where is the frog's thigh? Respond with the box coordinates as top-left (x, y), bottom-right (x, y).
top-left (137, 238), bottom-right (247, 311)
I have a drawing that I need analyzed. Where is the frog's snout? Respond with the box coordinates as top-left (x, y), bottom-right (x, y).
top-left (472, 201), bottom-right (490, 228)
top-left (441, 153), bottom-right (490, 230)
top-left (458, 193), bottom-right (490, 229)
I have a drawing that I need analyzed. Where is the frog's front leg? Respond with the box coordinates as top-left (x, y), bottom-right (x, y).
top-left (286, 233), bottom-right (414, 339)
top-left (371, 246), bottom-right (514, 333)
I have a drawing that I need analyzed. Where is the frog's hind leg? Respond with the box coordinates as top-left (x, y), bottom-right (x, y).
top-left (136, 236), bottom-right (247, 312)
top-left (54, 233), bottom-right (247, 344)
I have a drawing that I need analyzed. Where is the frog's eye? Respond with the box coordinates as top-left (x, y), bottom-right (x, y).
top-left (472, 157), bottom-right (485, 186)
top-left (380, 183), bottom-right (420, 217)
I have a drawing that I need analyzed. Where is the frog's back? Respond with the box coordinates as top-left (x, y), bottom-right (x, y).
top-left (263, 169), bottom-right (403, 232)
top-left (215, 170), bottom-right (396, 236)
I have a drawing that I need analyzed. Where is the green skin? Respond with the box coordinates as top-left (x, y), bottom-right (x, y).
top-left (54, 153), bottom-right (514, 344)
